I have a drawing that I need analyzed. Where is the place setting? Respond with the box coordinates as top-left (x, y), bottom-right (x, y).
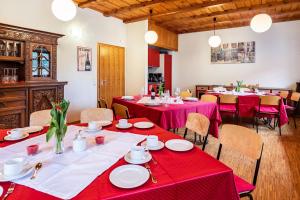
top-left (116, 119), bottom-right (133, 129)
top-left (84, 121), bottom-right (103, 133)
top-left (4, 129), bottom-right (30, 142)
top-left (133, 121), bottom-right (154, 129)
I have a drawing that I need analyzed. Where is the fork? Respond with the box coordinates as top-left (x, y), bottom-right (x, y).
top-left (2, 183), bottom-right (15, 200)
top-left (144, 163), bottom-right (157, 183)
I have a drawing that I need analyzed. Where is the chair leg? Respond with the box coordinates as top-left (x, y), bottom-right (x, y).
top-left (194, 132), bottom-right (197, 144)
top-left (293, 116), bottom-right (297, 129)
top-left (248, 193), bottom-right (253, 200)
top-left (278, 117), bottom-right (282, 136)
top-left (183, 128), bottom-right (188, 138)
top-left (256, 117), bottom-right (259, 133)
top-left (202, 135), bottom-right (208, 151)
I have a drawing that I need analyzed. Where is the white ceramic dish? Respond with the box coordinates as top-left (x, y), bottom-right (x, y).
top-left (133, 122), bottom-right (154, 129)
top-left (183, 97), bottom-right (198, 102)
top-left (116, 123), bottom-right (133, 129)
top-left (84, 127), bottom-right (102, 133)
top-left (165, 139), bottom-right (194, 152)
top-left (143, 102), bottom-right (161, 107)
top-left (141, 141), bottom-right (164, 151)
top-left (0, 165), bottom-right (34, 182)
top-left (109, 165), bottom-right (149, 189)
top-left (124, 151), bottom-right (152, 164)
top-left (94, 121), bottom-right (112, 127)
top-left (0, 185), bottom-right (3, 196)
top-left (4, 133), bottom-right (29, 141)
top-left (121, 96), bottom-right (134, 100)
top-left (21, 126), bottom-right (44, 134)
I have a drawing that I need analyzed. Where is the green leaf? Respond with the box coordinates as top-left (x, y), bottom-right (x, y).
top-left (46, 126), bottom-right (56, 142)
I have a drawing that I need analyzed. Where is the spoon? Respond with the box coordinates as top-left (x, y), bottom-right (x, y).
top-left (30, 162), bottom-right (42, 180)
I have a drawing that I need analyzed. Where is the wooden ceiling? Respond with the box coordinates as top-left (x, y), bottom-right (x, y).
top-left (73, 0), bottom-right (300, 34)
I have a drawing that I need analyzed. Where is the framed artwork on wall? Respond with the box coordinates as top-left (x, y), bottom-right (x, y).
top-left (77, 46), bottom-right (92, 71)
top-left (211, 41), bottom-right (255, 64)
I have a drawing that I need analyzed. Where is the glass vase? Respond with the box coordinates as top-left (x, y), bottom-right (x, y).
top-left (55, 137), bottom-right (64, 154)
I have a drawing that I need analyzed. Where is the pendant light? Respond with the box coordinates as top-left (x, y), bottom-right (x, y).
top-left (51, 0), bottom-right (77, 22)
top-left (250, 0), bottom-right (272, 33)
top-left (208, 17), bottom-right (222, 48)
top-left (145, 9), bottom-right (158, 44)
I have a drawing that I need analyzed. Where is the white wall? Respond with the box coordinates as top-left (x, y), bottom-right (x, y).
top-left (125, 21), bottom-right (148, 95)
top-left (173, 20), bottom-right (300, 94)
top-left (0, 0), bottom-right (126, 122)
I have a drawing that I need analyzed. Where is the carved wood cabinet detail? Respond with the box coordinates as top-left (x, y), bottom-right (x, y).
top-left (0, 23), bottom-right (67, 128)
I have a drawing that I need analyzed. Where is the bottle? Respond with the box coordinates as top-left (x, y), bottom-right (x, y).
top-left (85, 52), bottom-right (91, 71)
top-left (151, 87), bottom-right (155, 100)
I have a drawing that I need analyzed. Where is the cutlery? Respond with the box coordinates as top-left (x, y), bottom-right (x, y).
top-left (30, 162), bottom-right (42, 180)
top-left (150, 154), bottom-right (157, 165)
top-left (2, 183), bottom-right (15, 200)
top-left (144, 163), bottom-right (157, 183)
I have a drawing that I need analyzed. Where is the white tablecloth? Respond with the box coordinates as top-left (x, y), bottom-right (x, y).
top-left (0, 125), bottom-right (146, 199)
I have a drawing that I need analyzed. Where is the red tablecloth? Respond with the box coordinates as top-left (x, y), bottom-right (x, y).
top-left (0, 118), bottom-right (239, 200)
top-left (112, 97), bottom-right (222, 138)
top-left (208, 93), bottom-right (288, 127)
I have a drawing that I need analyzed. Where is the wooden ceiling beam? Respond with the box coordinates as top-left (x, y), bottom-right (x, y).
top-left (160, 0), bottom-right (300, 27)
top-left (123, 0), bottom-right (239, 23)
top-left (103, 0), bottom-right (178, 17)
top-left (178, 11), bottom-right (300, 33)
top-left (78, 0), bottom-right (97, 7)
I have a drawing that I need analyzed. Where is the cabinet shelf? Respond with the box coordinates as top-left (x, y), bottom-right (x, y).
top-left (0, 55), bottom-right (24, 63)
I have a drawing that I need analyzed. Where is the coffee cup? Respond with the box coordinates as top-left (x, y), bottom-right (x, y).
top-left (3, 157), bottom-right (26, 176)
top-left (147, 135), bottom-right (159, 147)
top-left (73, 136), bottom-right (87, 152)
top-left (88, 121), bottom-right (98, 130)
top-left (130, 146), bottom-right (145, 160)
top-left (95, 136), bottom-right (105, 145)
top-left (7, 129), bottom-right (23, 139)
top-left (118, 119), bottom-right (128, 128)
top-left (27, 144), bottom-right (39, 155)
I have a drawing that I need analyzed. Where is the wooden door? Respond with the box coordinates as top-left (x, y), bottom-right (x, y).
top-left (97, 43), bottom-right (125, 108)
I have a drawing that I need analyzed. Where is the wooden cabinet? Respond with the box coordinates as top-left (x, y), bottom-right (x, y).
top-left (149, 21), bottom-right (178, 51)
top-left (0, 23), bottom-right (67, 129)
top-left (148, 47), bottom-right (160, 67)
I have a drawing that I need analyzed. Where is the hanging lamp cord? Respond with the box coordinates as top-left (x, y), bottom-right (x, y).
top-left (213, 17), bottom-right (216, 36)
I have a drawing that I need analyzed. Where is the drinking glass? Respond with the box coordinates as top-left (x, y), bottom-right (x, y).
top-left (174, 88), bottom-right (181, 97)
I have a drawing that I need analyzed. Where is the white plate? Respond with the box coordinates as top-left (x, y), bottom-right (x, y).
top-left (93, 121), bottom-right (112, 127)
top-left (0, 165), bottom-right (34, 182)
top-left (21, 126), bottom-right (44, 134)
top-left (165, 139), bottom-right (194, 152)
top-left (143, 102), bottom-right (161, 107)
top-left (84, 127), bottom-right (102, 133)
top-left (116, 123), bottom-right (133, 129)
top-left (141, 141), bottom-right (164, 151)
top-left (109, 165), bottom-right (149, 189)
top-left (124, 151), bottom-right (152, 164)
top-left (134, 122), bottom-right (154, 129)
top-left (4, 133), bottom-right (29, 141)
top-left (122, 96), bottom-right (134, 100)
top-left (0, 185), bottom-right (3, 196)
top-left (183, 97), bottom-right (198, 102)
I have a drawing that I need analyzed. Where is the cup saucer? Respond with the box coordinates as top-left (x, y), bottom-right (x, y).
top-left (0, 165), bottom-right (34, 182)
top-left (116, 123), bottom-right (133, 129)
top-left (124, 152), bottom-right (152, 164)
top-left (85, 127), bottom-right (102, 133)
top-left (141, 141), bottom-right (165, 151)
top-left (4, 133), bottom-right (29, 141)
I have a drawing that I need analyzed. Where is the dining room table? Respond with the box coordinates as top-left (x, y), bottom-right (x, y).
top-left (112, 96), bottom-right (222, 138)
top-left (0, 118), bottom-right (239, 200)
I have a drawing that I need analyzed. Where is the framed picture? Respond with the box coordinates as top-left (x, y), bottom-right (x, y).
top-left (77, 47), bottom-right (92, 71)
top-left (211, 41), bottom-right (255, 64)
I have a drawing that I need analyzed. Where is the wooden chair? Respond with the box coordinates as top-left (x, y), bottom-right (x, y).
top-left (200, 94), bottom-right (218, 103)
top-left (98, 98), bottom-right (108, 108)
top-left (183, 113), bottom-right (210, 150)
top-left (180, 90), bottom-right (192, 98)
top-left (219, 94), bottom-right (238, 124)
top-left (217, 124), bottom-right (264, 200)
top-left (254, 95), bottom-right (281, 135)
top-left (279, 90), bottom-right (289, 104)
top-left (112, 103), bottom-right (130, 119)
top-left (285, 92), bottom-right (300, 128)
top-left (30, 109), bottom-right (51, 126)
top-left (80, 108), bottom-right (113, 123)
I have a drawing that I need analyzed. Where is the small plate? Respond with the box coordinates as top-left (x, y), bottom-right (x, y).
top-left (95, 121), bottom-right (112, 127)
top-left (85, 127), bottom-right (102, 133)
top-left (0, 185), bottom-right (3, 196)
top-left (165, 139), bottom-right (194, 152)
top-left (21, 126), bottom-right (44, 134)
top-left (143, 102), bottom-right (161, 107)
top-left (122, 96), bottom-right (135, 100)
top-left (0, 165), bottom-right (34, 182)
top-left (134, 122), bottom-right (154, 129)
top-left (110, 165), bottom-right (149, 189)
top-left (141, 141), bottom-right (164, 151)
top-left (116, 123), bottom-right (133, 129)
top-left (124, 151), bottom-right (152, 164)
top-left (183, 97), bottom-right (198, 102)
top-left (4, 133), bottom-right (29, 141)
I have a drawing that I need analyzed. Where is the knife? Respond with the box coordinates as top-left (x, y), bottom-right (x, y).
top-left (2, 183), bottom-right (15, 200)
top-left (144, 163), bottom-right (157, 183)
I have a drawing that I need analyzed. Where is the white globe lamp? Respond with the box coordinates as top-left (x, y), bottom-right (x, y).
top-left (250, 13), bottom-right (272, 33)
top-left (208, 35), bottom-right (222, 48)
top-left (51, 0), bottom-right (77, 22)
top-left (145, 30), bottom-right (158, 44)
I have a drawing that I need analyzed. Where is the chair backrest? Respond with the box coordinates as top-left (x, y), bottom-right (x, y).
top-left (98, 98), bottom-right (108, 108)
top-left (291, 92), bottom-right (300, 102)
top-left (30, 109), bottom-right (51, 126)
top-left (260, 95), bottom-right (281, 106)
top-left (200, 94), bottom-right (218, 103)
top-left (220, 124), bottom-right (263, 160)
top-left (112, 103), bottom-right (130, 119)
top-left (80, 108), bottom-right (113, 123)
top-left (185, 113), bottom-right (210, 137)
top-left (219, 94), bottom-right (237, 104)
top-left (279, 91), bottom-right (289, 99)
top-left (180, 90), bottom-right (192, 98)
